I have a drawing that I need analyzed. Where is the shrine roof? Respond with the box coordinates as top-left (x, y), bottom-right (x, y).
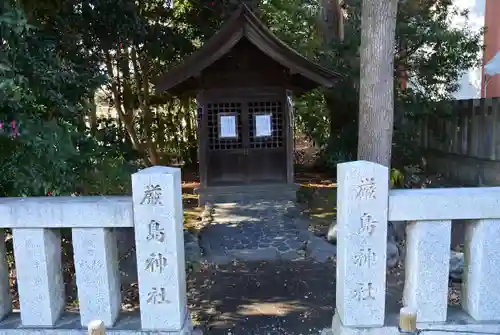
top-left (155, 3), bottom-right (341, 94)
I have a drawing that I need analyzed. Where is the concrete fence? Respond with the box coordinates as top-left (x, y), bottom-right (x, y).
top-left (331, 160), bottom-right (500, 335)
top-left (0, 166), bottom-right (193, 334)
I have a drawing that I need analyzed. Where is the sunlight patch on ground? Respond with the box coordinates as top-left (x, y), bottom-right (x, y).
top-left (297, 185), bottom-right (337, 234)
top-left (237, 300), bottom-right (309, 317)
top-left (182, 183), bottom-right (203, 231)
top-left (298, 183), bottom-right (337, 188)
top-left (310, 212), bottom-right (335, 219)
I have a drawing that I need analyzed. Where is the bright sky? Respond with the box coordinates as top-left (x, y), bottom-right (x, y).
top-left (451, 0), bottom-right (485, 99)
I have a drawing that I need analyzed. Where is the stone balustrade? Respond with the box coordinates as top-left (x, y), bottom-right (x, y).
top-left (3, 161), bottom-right (500, 335)
top-left (0, 166), bottom-right (194, 335)
top-left (391, 187), bottom-right (500, 323)
top-left (332, 160), bottom-right (500, 335)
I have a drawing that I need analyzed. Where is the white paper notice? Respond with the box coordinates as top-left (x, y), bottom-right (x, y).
top-left (255, 114), bottom-right (272, 137)
top-left (220, 115), bottom-right (237, 138)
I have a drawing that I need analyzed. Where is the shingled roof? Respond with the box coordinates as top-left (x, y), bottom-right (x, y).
top-left (155, 3), bottom-right (341, 94)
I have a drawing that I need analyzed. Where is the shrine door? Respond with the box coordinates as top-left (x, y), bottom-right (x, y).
top-left (205, 99), bottom-right (287, 186)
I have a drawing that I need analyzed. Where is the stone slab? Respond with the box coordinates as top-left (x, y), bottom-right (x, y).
top-left (335, 161), bottom-right (389, 327)
top-left (197, 183), bottom-right (298, 206)
top-left (132, 166), bottom-right (188, 331)
top-left (279, 250), bottom-right (303, 261)
top-left (12, 228), bottom-right (65, 326)
top-left (72, 228), bottom-right (121, 327)
top-left (389, 187), bottom-right (500, 221)
top-left (462, 219), bottom-right (500, 321)
top-left (0, 197), bottom-right (133, 228)
top-left (403, 220), bottom-right (451, 322)
top-left (327, 309), bottom-right (500, 335)
top-left (0, 312), bottom-right (198, 335)
top-left (306, 236), bottom-right (337, 263)
top-left (205, 254), bottom-right (233, 265)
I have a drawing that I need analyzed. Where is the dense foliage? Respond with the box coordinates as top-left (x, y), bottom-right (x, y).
top-left (0, 0), bottom-right (483, 196)
top-left (287, 0), bottom-right (482, 169)
top-left (0, 6), bottom-right (102, 196)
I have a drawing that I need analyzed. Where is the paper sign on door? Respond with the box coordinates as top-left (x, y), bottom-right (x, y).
top-left (255, 114), bottom-right (272, 137)
top-left (219, 114), bottom-right (237, 138)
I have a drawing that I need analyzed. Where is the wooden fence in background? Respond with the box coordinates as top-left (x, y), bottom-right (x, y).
top-left (419, 98), bottom-right (500, 160)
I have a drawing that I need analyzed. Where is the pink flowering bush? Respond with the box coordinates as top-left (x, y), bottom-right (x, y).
top-left (0, 121), bottom-right (20, 138)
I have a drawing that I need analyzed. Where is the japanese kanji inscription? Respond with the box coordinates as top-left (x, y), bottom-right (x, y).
top-left (146, 220), bottom-right (165, 242)
top-left (140, 184), bottom-right (163, 205)
top-left (353, 248), bottom-right (377, 268)
top-left (355, 177), bottom-right (376, 200)
top-left (352, 282), bottom-right (376, 301)
top-left (359, 213), bottom-right (377, 237)
top-left (147, 287), bottom-right (170, 304)
top-left (145, 252), bottom-right (168, 273)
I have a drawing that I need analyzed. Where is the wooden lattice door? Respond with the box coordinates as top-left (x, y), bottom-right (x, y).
top-left (246, 100), bottom-right (287, 183)
top-left (205, 102), bottom-right (246, 186)
top-left (204, 98), bottom-right (287, 186)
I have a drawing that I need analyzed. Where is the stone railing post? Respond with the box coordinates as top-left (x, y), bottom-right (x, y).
top-left (72, 228), bottom-right (121, 327)
top-left (334, 160), bottom-right (389, 327)
top-left (13, 228), bottom-right (65, 326)
top-left (132, 166), bottom-right (192, 332)
top-left (462, 219), bottom-right (500, 321)
top-left (0, 231), bottom-right (11, 320)
top-left (403, 220), bottom-right (451, 322)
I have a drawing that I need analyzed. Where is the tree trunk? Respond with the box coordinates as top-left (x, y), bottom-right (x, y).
top-left (319, 0), bottom-right (347, 157)
top-left (318, 0), bottom-right (343, 44)
top-left (357, 0), bottom-right (398, 167)
top-left (104, 50), bottom-right (152, 165)
top-left (89, 95), bottom-right (98, 134)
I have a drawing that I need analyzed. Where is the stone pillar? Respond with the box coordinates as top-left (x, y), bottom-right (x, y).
top-left (335, 160), bottom-right (389, 327)
top-left (132, 166), bottom-right (191, 332)
top-left (403, 220), bottom-right (451, 322)
top-left (0, 231), bottom-right (11, 320)
top-left (462, 219), bottom-right (500, 321)
top-left (12, 228), bottom-right (65, 326)
top-left (72, 228), bottom-right (121, 327)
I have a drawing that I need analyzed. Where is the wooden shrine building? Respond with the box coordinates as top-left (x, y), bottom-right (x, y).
top-left (156, 4), bottom-right (340, 204)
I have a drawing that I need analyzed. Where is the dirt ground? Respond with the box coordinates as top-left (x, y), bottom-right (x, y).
top-left (187, 261), bottom-right (336, 334)
top-left (184, 260), bottom-right (461, 335)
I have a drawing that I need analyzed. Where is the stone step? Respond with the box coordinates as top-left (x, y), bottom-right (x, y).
top-left (196, 184), bottom-right (298, 205)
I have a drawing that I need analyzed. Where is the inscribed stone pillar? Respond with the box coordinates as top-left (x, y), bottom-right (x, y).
top-left (12, 228), bottom-right (65, 326)
top-left (72, 228), bottom-right (121, 327)
top-left (132, 166), bottom-right (188, 331)
top-left (335, 160), bottom-right (388, 327)
top-left (0, 231), bottom-right (11, 320)
top-left (403, 220), bottom-right (451, 322)
top-left (462, 219), bottom-right (500, 321)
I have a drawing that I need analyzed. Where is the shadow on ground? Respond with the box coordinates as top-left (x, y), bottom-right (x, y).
top-left (186, 261), bottom-right (406, 335)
